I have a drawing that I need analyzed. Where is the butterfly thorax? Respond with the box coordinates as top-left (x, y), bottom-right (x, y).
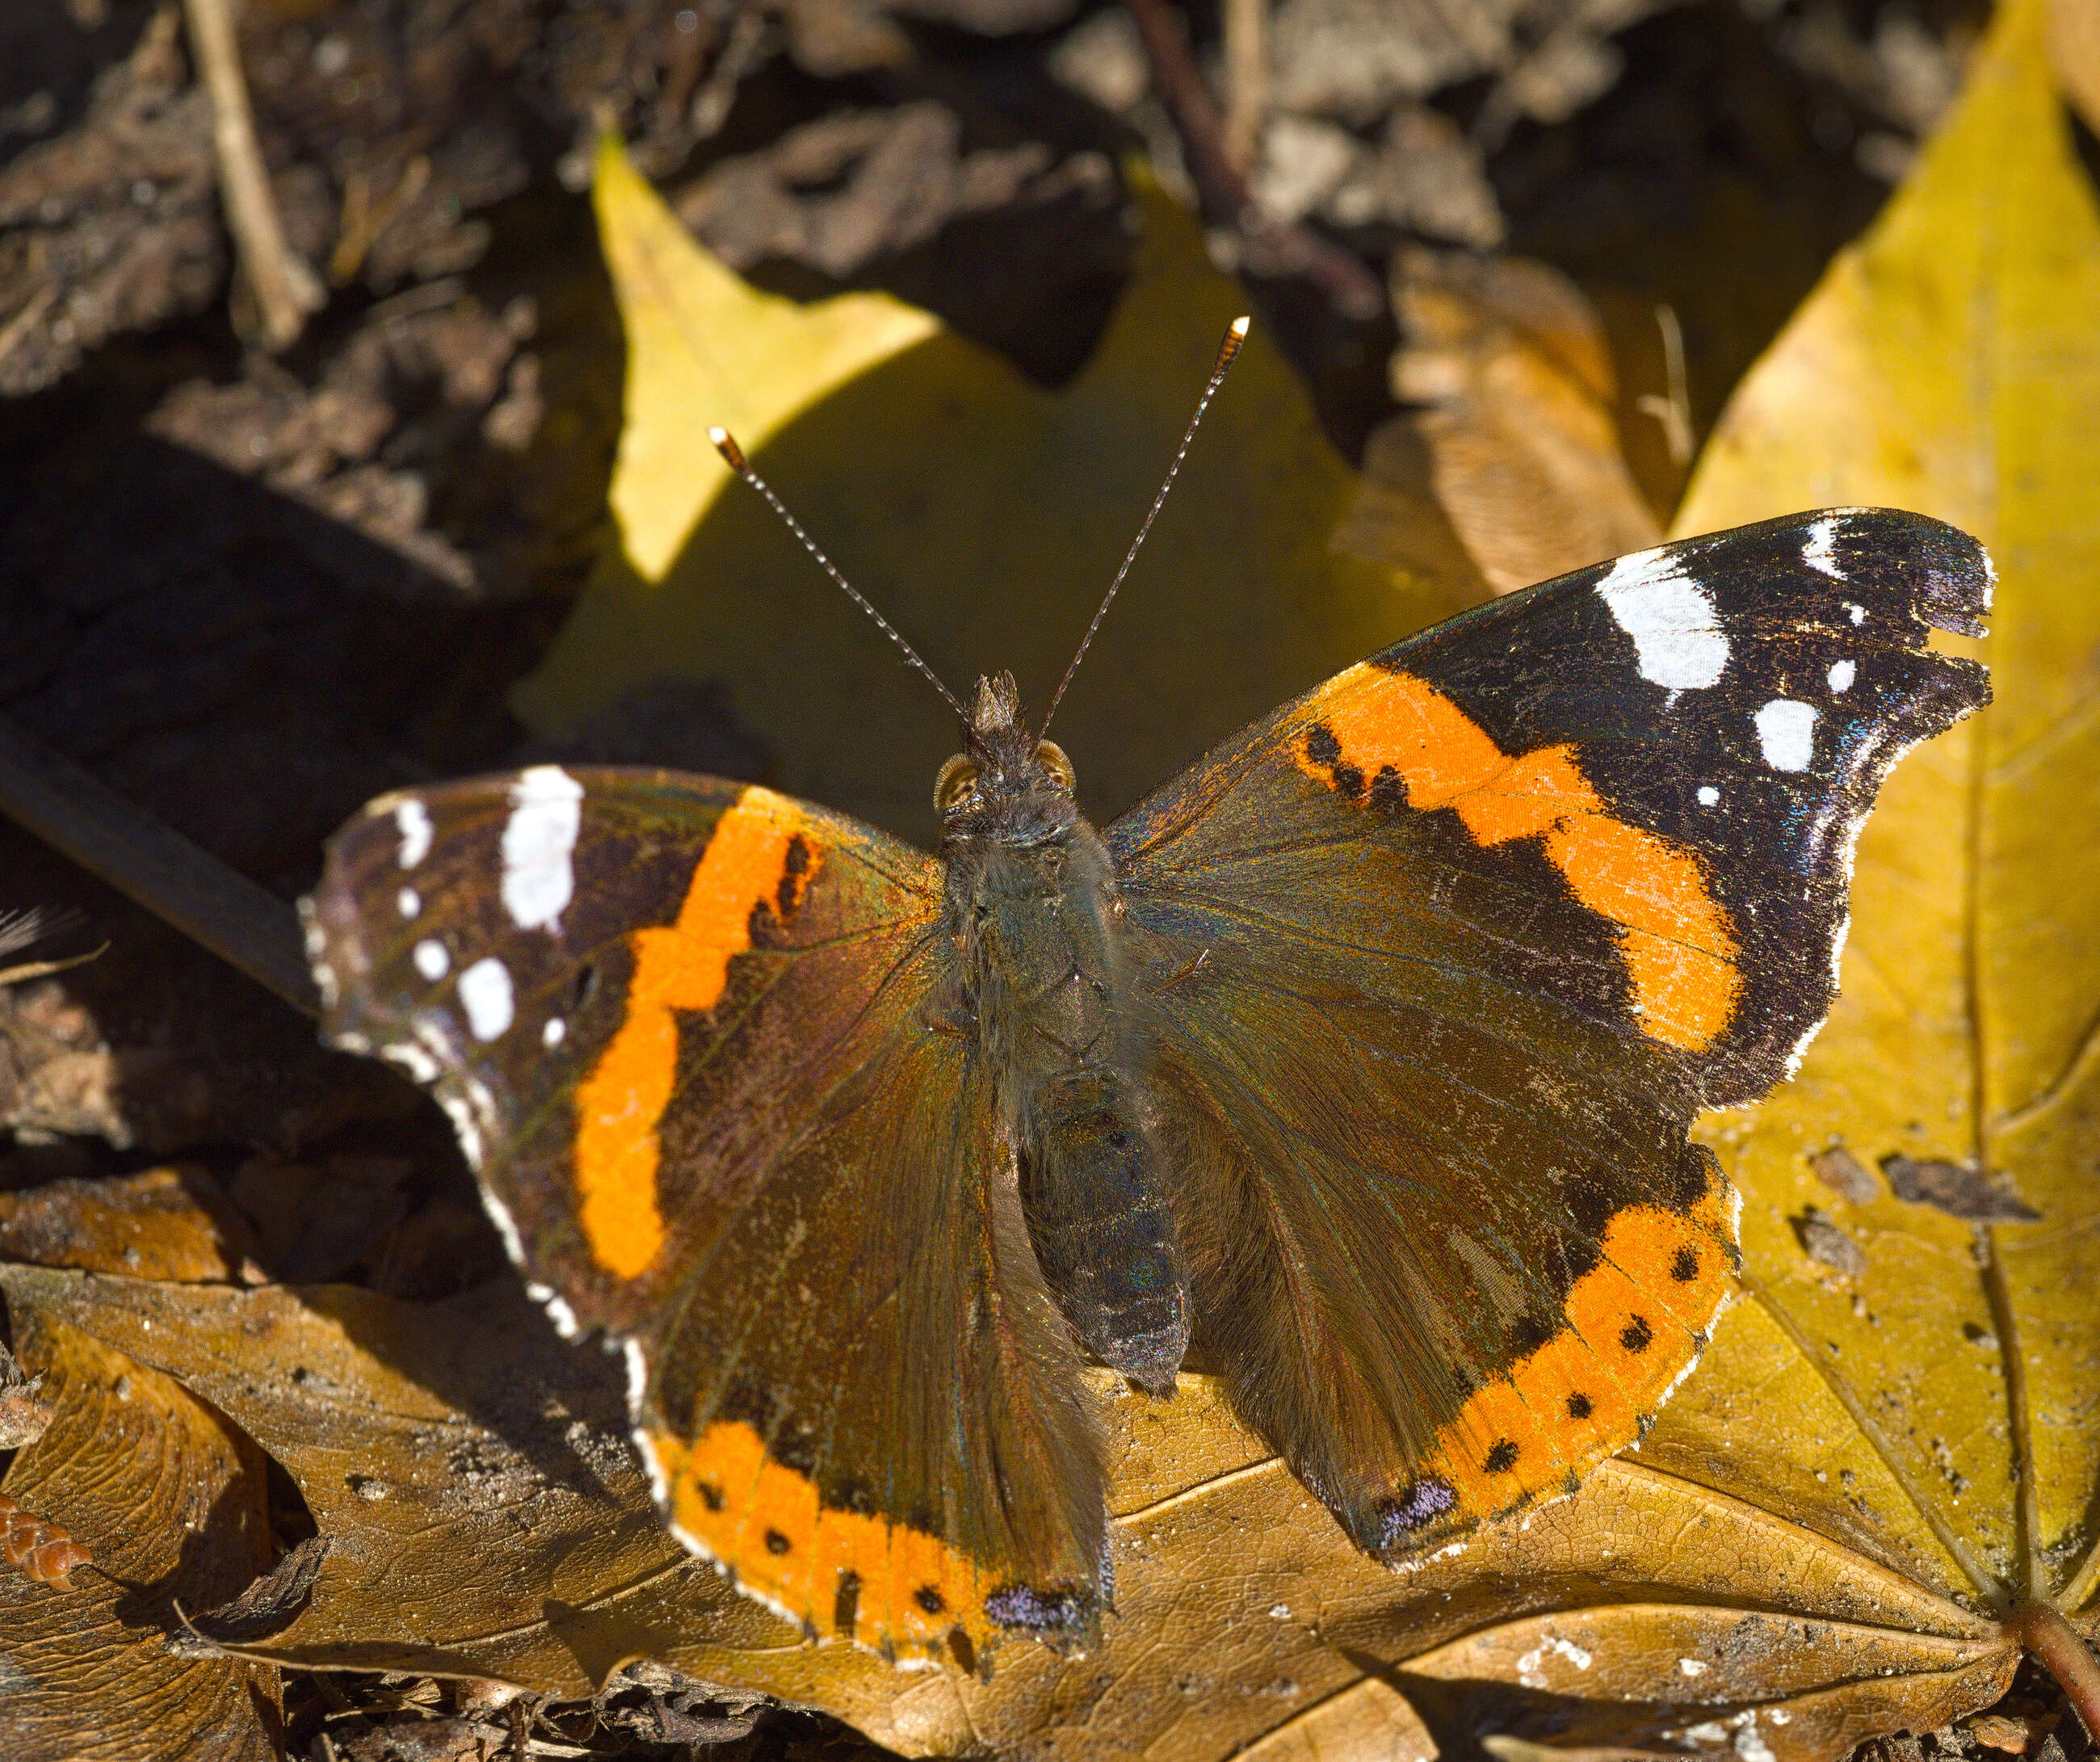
top-left (936, 674), bottom-right (1191, 1394)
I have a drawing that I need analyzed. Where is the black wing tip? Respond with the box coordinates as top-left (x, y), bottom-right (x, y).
top-left (1810, 507), bottom-right (1993, 640)
top-left (1901, 516), bottom-right (1993, 641)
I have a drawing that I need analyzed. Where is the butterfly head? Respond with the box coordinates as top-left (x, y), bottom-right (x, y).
top-left (934, 672), bottom-right (1077, 838)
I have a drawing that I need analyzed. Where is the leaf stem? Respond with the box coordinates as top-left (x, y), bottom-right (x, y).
top-left (2010, 1601), bottom-right (2100, 1740)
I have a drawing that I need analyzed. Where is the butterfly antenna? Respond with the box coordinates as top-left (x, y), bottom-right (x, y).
top-left (1040, 314), bottom-right (1250, 736)
top-left (708, 427), bottom-right (968, 722)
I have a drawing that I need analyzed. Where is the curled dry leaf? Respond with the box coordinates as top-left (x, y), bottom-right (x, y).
top-left (0, 1303), bottom-right (275, 1762)
top-left (166, 1535), bottom-right (330, 1657)
top-left (10, 4), bottom-right (2092, 1753)
top-left (512, 139), bottom-right (1459, 838)
top-left (1343, 246), bottom-right (1661, 601)
top-left (0, 1265), bottom-right (913, 1715)
top-left (0, 1335), bottom-right (52, 1449)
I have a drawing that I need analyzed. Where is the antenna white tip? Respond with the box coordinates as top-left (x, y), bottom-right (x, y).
top-left (1230, 314), bottom-right (1250, 337)
top-left (708, 426), bottom-right (750, 472)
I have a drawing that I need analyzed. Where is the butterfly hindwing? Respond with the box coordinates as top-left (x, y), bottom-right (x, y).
top-left (306, 768), bottom-right (1103, 1667)
top-left (1109, 509), bottom-right (1990, 1556)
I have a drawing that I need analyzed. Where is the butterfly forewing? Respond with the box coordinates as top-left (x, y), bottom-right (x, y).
top-left (306, 768), bottom-right (1105, 1667)
top-left (1109, 508), bottom-right (1990, 1557)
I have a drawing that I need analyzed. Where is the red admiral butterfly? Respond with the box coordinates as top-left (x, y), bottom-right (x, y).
top-left (304, 323), bottom-right (1990, 1671)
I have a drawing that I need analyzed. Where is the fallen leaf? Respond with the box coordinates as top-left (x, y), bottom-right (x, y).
top-left (0, 1302), bottom-right (276, 1762)
top-left (511, 139), bottom-right (1457, 839)
top-left (21, 5), bottom-right (2090, 1753)
top-left (1630, 0), bottom-right (2100, 1734)
top-left (0, 1264), bottom-right (953, 1735)
top-left (169, 1536), bottom-right (330, 1655)
top-left (1353, 246), bottom-right (1662, 599)
top-left (0, 1165), bottom-right (253, 1282)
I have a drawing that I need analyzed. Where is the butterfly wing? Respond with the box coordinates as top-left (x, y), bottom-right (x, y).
top-left (1107, 509), bottom-right (1991, 1558)
top-left (306, 769), bottom-right (1101, 1667)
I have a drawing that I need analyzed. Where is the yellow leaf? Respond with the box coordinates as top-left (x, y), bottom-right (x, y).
top-left (513, 140), bottom-right (1459, 839)
top-left (1665, 0), bottom-right (2100, 1615)
top-left (590, 136), bottom-right (941, 587)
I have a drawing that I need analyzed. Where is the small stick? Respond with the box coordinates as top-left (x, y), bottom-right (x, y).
top-left (183, 0), bottom-right (323, 350)
top-left (0, 714), bottom-right (318, 1018)
top-left (1220, 0), bottom-right (1269, 173)
top-left (1634, 303), bottom-right (1695, 466)
top-left (1123, 0), bottom-right (1384, 322)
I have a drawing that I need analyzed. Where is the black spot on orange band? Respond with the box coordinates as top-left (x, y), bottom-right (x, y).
top-left (1292, 666), bottom-right (1742, 1052)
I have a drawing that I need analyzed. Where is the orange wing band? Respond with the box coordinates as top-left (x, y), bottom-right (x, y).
top-left (1295, 666), bottom-right (1741, 1051)
top-left (645, 1420), bottom-right (993, 1663)
top-left (1423, 1183), bottom-right (1737, 1527)
top-left (573, 788), bottom-right (820, 1279)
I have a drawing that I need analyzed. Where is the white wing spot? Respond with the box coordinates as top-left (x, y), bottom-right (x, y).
top-left (1697, 784), bottom-right (1720, 806)
top-left (1754, 699), bottom-right (1818, 772)
top-left (543, 1016), bottom-right (566, 1049)
top-left (1827, 658), bottom-right (1856, 693)
top-left (1678, 1657), bottom-right (1709, 1677)
top-left (413, 939), bottom-right (450, 981)
top-left (501, 766), bottom-right (584, 932)
top-left (1802, 514), bottom-right (1845, 578)
top-left (378, 1042), bottom-right (440, 1084)
top-left (395, 799), bottom-right (433, 868)
top-left (1846, 602), bottom-right (1866, 624)
top-left (397, 886), bottom-right (421, 919)
top-left (459, 957), bottom-right (514, 1041)
top-left (1596, 549), bottom-right (1729, 693)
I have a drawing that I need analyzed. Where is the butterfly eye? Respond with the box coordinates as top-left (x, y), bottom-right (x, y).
top-left (934, 754), bottom-right (981, 814)
top-left (1034, 741), bottom-right (1076, 793)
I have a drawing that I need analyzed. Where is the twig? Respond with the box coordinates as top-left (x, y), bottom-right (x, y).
top-left (1634, 302), bottom-right (1695, 466)
top-left (0, 713), bottom-right (318, 1017)
top-left (183, 0), bottom-right (323, 350)
top-left (1220, 0), bottom-right (1268, 173)
top-left (0, 285), bottom-right (61, 375)
top-left (328, 154), bottom-right (430, 287)
top-left (1123, 0), bottom-right (1384, 321)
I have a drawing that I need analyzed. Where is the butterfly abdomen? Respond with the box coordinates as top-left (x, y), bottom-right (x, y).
top-left (956, 817), bottom-right (1191, 1394)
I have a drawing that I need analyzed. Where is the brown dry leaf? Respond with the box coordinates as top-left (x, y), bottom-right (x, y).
top-left (2048, 0), bottom-right (2100, 135)
top-left (0, 1302), bottom-right (276, 1762)
top-left (0, 1165), bottom-right (253, 1282)
top-left (0, 1261), bottom-right (2022, 1760)
top-left (1341, 246), bottom-right (1661, 601)
top-left (0, 1264), bottom-right (916, 1714)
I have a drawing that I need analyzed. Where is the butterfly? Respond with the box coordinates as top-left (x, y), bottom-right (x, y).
top-left (303, 322), bottom-right (1991, 1672)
